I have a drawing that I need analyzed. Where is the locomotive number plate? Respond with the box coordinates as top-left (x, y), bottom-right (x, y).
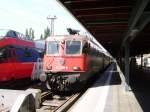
top-left (55, 66), bottom-right (68, 70)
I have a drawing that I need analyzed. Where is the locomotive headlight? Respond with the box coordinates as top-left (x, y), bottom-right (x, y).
top-left (73, 66), bottom-right (80, 71)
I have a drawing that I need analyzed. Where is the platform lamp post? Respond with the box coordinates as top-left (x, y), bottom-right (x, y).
top-left (47, 15), bottom-right (57, 36)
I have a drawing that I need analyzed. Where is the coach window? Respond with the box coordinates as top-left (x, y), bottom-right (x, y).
top-left (47, 41), bottom-right (60, 55)
top-left (0, 47), bottom-right (11, 62)
top-left (24, 48), bottom-right (32, 57)
top-left (0, 48), bottom-right (6, 61)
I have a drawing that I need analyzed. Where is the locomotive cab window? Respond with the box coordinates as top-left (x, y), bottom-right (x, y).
top-left (47, 41), bottom-right (60, 55)
top-left (66, 40), bottom-right (81, 55)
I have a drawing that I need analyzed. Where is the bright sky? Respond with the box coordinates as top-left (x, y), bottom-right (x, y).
top-left (0, 0), bottom-right (86, 39)
top-left (0, 0), bottom-right (108, 53)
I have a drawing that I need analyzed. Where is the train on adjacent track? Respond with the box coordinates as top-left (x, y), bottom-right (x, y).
top-left (0, 29), bottom-right (44, 84)
top-left (42, 34), bottom-right (112, 91)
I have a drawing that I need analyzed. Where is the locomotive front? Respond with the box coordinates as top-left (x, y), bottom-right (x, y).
top-left (42, 35), bottom-right (88, 91)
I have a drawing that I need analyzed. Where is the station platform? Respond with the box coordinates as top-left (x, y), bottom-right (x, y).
top-left (68, 63), bottom-right (144, 112)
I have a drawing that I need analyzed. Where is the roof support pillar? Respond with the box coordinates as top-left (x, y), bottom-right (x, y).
top-left (141, 54), bottom-right (143, 69)
top-left (124, 41), bottom-right (131, 91)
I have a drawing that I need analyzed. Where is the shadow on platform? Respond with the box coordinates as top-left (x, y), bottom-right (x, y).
top-left (92, 63), bottom-right (121, 88)
top-left (130, 67), bottom-right (150, 112)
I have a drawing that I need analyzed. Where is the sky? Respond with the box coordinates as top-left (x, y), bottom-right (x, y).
top-left (0, 0), bottom-right (87, 39)
top-left (0, 0), bottom-right (108, 53)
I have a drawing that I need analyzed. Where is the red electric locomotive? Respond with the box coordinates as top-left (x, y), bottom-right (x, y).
top-left (42, 35), bottom-right (111, 91)
top-left (0, 29), bottom-right (44, 84)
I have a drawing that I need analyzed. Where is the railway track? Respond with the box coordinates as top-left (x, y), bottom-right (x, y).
top-left (37, 92), bottom-right (81, 112)
top-left (37, 72), bottom-right (103, 112)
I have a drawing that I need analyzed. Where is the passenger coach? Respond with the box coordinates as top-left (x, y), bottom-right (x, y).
top-left (0, 29), bottom-right (44, 83)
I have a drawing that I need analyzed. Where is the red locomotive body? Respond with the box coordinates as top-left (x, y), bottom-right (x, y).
top-left (42, 35), bottom-right (110, 91)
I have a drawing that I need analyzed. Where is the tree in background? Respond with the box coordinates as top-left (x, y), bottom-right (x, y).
top-left (40, 27), bottom-right (50, 40)
top-left (25, 29), bottom-right (28, 37)
top-left (44, 27), bottom-right (50, 39)
top-left (31, 29), bottom-right (35, 39)
top-left (25, 28), bottom-right (35, 40)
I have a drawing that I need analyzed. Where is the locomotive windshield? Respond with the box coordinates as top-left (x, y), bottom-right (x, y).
top-left (66, 40), bottom-right (81, 55)
top-left (47, 41), bottom-right (60, 55)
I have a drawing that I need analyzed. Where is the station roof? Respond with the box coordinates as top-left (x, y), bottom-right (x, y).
top-left (59, 0), bottom-right (150, 57)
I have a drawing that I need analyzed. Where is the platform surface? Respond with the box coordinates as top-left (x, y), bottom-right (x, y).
top-left (68, 63), bottom-right (143, 112)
